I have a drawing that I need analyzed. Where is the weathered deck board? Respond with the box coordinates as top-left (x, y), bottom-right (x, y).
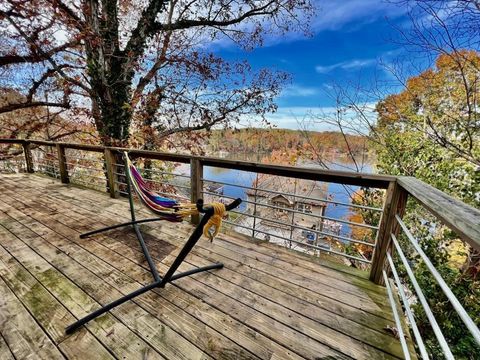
top-left (0, 334), bottom-right (15, 360)
top-left (33, 179), bottom-right (392, 316)
top-left (0, 231), bottom-right (114, 360)
top-left (0, 209), bottom-right (166, 360)
top-left (0, 173), bottom-right (416, 359)
top-left (1, 184), bottom-right (343, 359)
top-left (4, 184), bottom-right (398, 357)
top-left (0, 274), bottom-right (64, 359)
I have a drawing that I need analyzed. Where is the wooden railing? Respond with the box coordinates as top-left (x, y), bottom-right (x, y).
top-left (1, 138), bottom-right (479, 358)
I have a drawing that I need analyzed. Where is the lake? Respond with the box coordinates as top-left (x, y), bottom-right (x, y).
top-left (177, 154), bottom-right (375, 239)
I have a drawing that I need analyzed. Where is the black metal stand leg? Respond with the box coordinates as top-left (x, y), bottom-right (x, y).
top-left (169, 263), bottom-right (223, 282)
top-left (67, 159), bottom-right (243, 335)
top-left (133, 224), bottom-right (160, 281)
top-left (79, 217), bottom-right (164, 238)
top-left (65, 279), bottom-right (162, 334)
top-left (65, 262), bottom-right (223, 334)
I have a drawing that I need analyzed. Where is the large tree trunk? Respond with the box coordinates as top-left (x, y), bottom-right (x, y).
top-left (85, 0), bottom-right (134, 146)
top-left (95, 81), bottom-right (133, 145)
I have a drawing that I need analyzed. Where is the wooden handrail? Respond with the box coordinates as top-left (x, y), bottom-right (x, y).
top-left (0, 138), bottom-right (395, 188)
top-left (1, 138), bottom-right (479, 279)
top-left (200, 158), bottom-right (394, 188)
top-left (398, 176), bottom-right (480, 251)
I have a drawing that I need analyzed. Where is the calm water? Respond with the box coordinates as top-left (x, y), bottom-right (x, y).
top-left (196, 155), bottom-right (374, 238)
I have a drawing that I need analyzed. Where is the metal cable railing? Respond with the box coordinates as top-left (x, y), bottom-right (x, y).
top-left (382, 217), bottom-right (480, 360)
top-left (31, 147), bottom-right (60, 179)
top-left (223, 219), bottom-right (371, 263)
top-left (228, 209), bottom-right (375, 247)
top-left (203, 178), bottom-right (383, 212)
top-left (0, 144), bottom-right (25, 173)
top-left (64, 148), bottom-right (107, 189)
top-left (202, 173), bottom-right (377, 264)
top-left (202, 190), bottom-right (378, 230)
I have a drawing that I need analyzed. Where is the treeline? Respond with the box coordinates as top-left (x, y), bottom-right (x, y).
top-left (206, 128), bottom-right (368, 156)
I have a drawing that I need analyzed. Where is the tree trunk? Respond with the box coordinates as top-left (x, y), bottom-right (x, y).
top-left (95, 82), bottom-right (133, 145)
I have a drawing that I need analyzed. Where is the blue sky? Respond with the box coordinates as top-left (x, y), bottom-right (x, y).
top-left (214, 0), bottom-right (412, 130)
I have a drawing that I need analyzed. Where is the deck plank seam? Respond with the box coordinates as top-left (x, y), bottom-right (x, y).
top-left (0, 174), bottom-right (412, 359)
top-left (29, 180), bottom-right (393, 319)
top-left (0, 210), bottom-right (168, 360)
top-left (0, 188), bottom-right (269, 360)
top-left (0, 331), bottom-right (17, 360)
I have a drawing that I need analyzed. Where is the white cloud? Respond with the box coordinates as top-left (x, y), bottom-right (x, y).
top-left (280, 85), bottom-right (319, 98)
top-left (313, 0), bottom-right (407, 32)
top-left (315, 58), bottom-right (376, 74)
top-left (262, 106), bottom-right (338, 131)
top-left (202, 0), bottom-right (409, 50)
top-left (259, 103), bottom-right (378, 132)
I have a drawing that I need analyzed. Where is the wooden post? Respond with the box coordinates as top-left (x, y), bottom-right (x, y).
top-left (104, 148), bottom-right (119, 198)
top-left (22, 141), bottom-right (34, 173)
top-left (370, 181), bottom-right (408, 284)
top-left (56, 144), bottom-right (69, 183)
top-left (190, 158), bottom-right (203, 224)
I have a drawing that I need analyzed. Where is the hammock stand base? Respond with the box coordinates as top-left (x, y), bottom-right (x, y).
top-left (65, 155), bottom-right (241, 334)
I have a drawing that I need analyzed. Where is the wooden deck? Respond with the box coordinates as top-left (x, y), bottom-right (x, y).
top-left (0, 173), bottom-right (412, 359)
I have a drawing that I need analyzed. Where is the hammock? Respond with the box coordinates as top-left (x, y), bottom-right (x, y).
top-left (125, 152), bottom-right (224, 240)
top-left (125, 152), bottom-right (197, 222)
top-left (66, 152), bottom-right (241, 334)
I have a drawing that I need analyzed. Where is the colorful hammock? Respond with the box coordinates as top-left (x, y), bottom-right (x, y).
top-left (125, 152), bottom-right (224, 240)
top-left (68, 155), bottom-right (241, 334)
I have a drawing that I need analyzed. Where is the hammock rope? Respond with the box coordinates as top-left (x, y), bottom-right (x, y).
top-left (125, 152), bottom-right (226, 240)
top-left (203, 202), bottom-right (226, 242)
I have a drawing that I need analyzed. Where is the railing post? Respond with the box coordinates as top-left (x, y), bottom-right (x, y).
top-left (190, 158), bottom-right (203, 224)
top-left (22, 141), bottom-right (34, 173)
top-left (104, 148), bottom-right (119, 198)
top-left (56, 144), bottom-right (69, 183)
top-left (370, 180), bottom-right (408, 284)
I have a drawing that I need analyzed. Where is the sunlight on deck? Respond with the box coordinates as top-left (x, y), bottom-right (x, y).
top-left (0, 173), bottom-right (414, 359)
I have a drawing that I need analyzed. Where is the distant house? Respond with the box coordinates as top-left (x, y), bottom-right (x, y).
top-left (246, 176), bottom-right (328, 230)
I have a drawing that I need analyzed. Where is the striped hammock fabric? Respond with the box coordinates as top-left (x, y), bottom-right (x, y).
top-left (125, 152), bottom-right (198, 221)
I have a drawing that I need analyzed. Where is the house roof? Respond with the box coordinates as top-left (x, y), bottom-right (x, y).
top-left (247, 176), bottom-right (327, 206)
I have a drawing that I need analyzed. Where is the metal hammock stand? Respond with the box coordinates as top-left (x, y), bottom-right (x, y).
top-left (65, 154), bottom-right (241, 334)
